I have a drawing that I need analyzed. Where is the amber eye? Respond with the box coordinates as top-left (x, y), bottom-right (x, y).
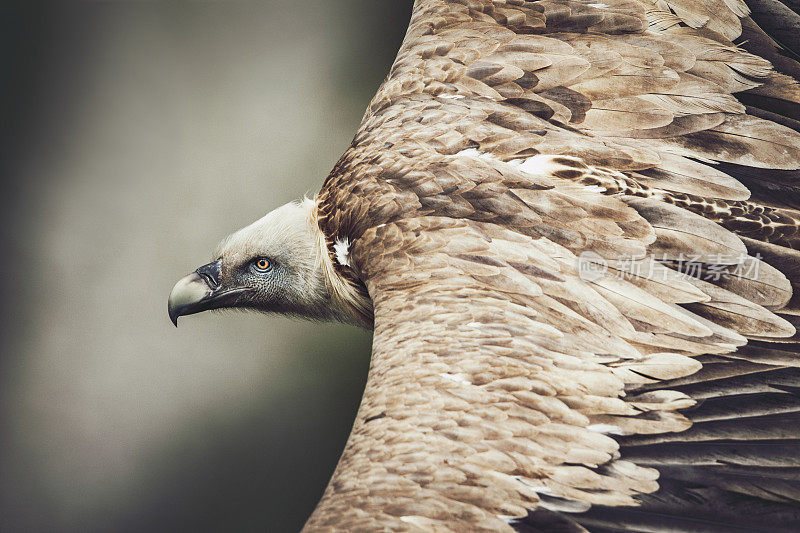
top-left (251, 257), bottom-right (272, 273)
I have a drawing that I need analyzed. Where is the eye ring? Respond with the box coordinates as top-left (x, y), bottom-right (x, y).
top-left (251, 257), bottom-right (272, 273)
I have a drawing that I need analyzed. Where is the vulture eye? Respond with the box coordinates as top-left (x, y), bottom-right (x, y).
top-left (251, 257), bottom-right (272, 274)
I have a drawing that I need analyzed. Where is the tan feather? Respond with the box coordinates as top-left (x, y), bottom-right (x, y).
top-left (657, 114), bottom-right (800, 169)
top-left (630, 152), bottom-right (750, 201)
top-left (581, 96), bottom-right (674, 131)
top-left (624, 196), bottom-right (747, 263)
top-left (683, 276), bottom-right (796, 337)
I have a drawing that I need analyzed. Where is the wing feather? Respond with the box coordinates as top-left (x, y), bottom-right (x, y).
top-left (306, 0), bottom-right (800, 530)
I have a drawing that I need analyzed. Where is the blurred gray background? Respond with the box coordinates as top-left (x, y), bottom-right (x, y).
top-left (0, 2), bottom-right (412, 531)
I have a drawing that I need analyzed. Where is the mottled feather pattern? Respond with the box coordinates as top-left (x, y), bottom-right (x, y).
top-left (308, 0), bottom-right (800, 530)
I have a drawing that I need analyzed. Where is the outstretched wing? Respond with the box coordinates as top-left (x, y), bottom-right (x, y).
top-left (309, 0), bottom-right (800, 530)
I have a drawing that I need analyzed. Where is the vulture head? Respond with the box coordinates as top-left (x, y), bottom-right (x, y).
top-left (168, 198), bottom-right (366, 326)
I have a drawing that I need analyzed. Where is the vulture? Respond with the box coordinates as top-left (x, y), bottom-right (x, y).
top-left (168, 0), bottom-right (800, 530)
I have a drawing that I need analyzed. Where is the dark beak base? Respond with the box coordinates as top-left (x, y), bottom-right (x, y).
top-left (168, 260), bottom-right (247, 326)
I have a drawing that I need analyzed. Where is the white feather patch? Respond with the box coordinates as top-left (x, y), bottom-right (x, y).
top-left (333, 237), bottom-right (351, 267)
top-left (439, 373), bottom-right (472, 386)
top-left (517, 154), bottom-right (562, 177)
top-left (586, 423), bottom-right (624, 435)
top-left (456, 147), bottom-right (500, 161)
top-left (583, 185), bottom-right (607, 193)
top-left (439, 94), bottom-right (465, 99)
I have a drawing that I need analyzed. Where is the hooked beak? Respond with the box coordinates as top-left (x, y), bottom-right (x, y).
top-left (168, 260), bottom-right (247, 326)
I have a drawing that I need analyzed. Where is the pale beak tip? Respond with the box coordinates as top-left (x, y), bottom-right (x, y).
top-left (168, 272), bottom-right (212, 327)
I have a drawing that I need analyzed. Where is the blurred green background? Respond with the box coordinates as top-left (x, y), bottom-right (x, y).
top-left (0, 1), bottom-right (412, 531)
